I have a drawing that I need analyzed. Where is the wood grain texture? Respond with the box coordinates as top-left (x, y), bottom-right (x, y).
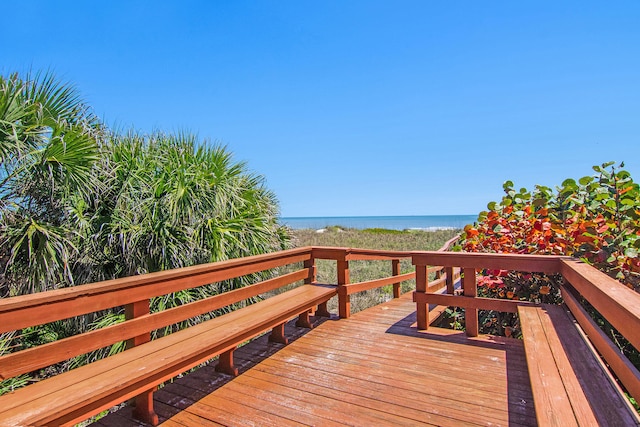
top-left (560, 258), bottom-right (640, 352)
top-left (462, 267), bottom-right (478, 337)
top-left (392, 259), bottom-right (401, 298)
top-left (412, 251), bottom-right (564, 273)
top-left (340, 272), bottom-right (415, 295)
top-left (518, 305), bottom-right (578, 426)
top-left (0, 284), bottom-right (336, 426)
top-left (133, 292), bottom-right (538, 427)
top-left (518, 304), bottom-right (640, 426)
top-left (561, 289), bottom-right (640, 417)
top-left (0, 248), bottom-right (313, 332)
top-left (414, 292), bottom-right (535, 313)
top-left (0, 269), bottom-right (310, 379)
top-left (414, 263), bottom-right (428, 330)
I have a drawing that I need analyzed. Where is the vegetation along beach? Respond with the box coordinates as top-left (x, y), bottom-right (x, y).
top-left (3, 2), bottom-right (640, 425)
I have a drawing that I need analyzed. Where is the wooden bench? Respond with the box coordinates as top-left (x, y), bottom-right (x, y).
top-left (0, 283), bottom-right (335, 427)
top-left (518, 304), bottom-right (639, 426)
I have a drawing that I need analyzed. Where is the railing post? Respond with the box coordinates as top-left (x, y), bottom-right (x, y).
top-left (392, 259), bottom-right (401, 298)
top-left (415, 263), bottom-right (428, 330)
top-left (304, 257), bottom-right (316, 284)
top-left (445, 266), bottom-right (455, 294)
top-left (462, 268), bottom-right (478, 337)
top-left (125, 299), bottom-right (159, 426)
top-left (307, 254), bottom-right (331, 317)
top-left (337, 256), bottom-right (350, 318)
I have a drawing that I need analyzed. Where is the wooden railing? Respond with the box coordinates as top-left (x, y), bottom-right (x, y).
top-left (0, 247), bottom-right (315, 382)
top-left (308, 235), bottom-right (461, 319)
top-left (0, 245), bottom-right (423, 384)
top-left (311, 247), bottom-right (415, 318)
top-left (2, 243), bottom-right (640, 421)
top-left (561, 258), bottom-right (640, 400)
top-left (411, 251), bottom-right (640, 402)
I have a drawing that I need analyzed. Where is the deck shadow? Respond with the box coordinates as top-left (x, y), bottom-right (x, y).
top-left (385, 309), bottom-right (520, 349)
top-left (93, 316), bottom-right (331, 426)
top-left (384, 311), bottom-right (536, 426)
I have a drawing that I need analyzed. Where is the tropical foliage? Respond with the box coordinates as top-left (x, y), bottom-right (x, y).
top-left (454, 162), bottom-right (640, 353)
top-left (0, 71), bottom-right (102, 296)
top-left (74, 131), bottom-right (287, 284)
top-left (463, 161), bottom-right (640, 289)
top-left (0, 71), bottom-right (289, 392)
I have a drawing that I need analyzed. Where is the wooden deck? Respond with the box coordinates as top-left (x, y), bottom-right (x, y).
top-left (95, 292), bottom-right (536, 427)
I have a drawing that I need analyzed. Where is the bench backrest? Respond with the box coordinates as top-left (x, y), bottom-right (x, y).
top-left (3, 245), bottom-right (638, 407)
top-left (0, 247), bottom-right (315, 381)
top-left (0, 245), bottom-right (419, 390)
top-left (412, 251), bottom-right (640, 403)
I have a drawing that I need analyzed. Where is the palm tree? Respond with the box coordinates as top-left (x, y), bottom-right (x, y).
top-left (0, 72), bottom-right (290, 387)
top-left (0, 72), bottom-right (102, 297)
top-left (69, 130), bottom-right (289, 341)
top-left (72, 130), bottom-right (287, 282)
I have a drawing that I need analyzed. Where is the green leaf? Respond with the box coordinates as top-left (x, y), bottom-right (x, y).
top-left (617, 170), bottom-right (631, 179)
top-left (579, 176), bottom-right (594, 186)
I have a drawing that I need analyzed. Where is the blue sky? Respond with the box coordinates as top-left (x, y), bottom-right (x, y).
top-left (3, 1), bottom-right (639, 217)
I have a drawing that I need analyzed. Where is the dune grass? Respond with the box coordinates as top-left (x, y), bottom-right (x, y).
top-left (290, 227), bottom-right (461, 313)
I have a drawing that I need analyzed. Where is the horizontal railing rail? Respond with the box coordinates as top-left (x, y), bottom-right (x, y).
top-left (2, 243), bottom-right (639, 411)
top-left (309, 247), bottom-right (417, 318)
top-left (559, 258), bottom-right (640, 400)
top-left (0, 247), bottom-right (314, 333)
top-left (411, 250), bottom-right (640, 402)
top-left (0, 247), bottom-right (316, 381)
top-left (309, 237), bottom-right (460, 318)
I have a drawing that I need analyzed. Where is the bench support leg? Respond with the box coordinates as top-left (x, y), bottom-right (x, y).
top-left (215, 348), bottom-right (239, 376)
top-left (269, 323), bottom-right (289, 344)
top-left (132, 388), bottom-right (159, 426)
top-left (296, 310), bottom-right (314, 328)
top-left (316, 301), bottom-right (331, 318)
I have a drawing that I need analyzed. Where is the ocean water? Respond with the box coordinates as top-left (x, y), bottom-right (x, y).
top-left (279, 215), bottom-right (477, 231)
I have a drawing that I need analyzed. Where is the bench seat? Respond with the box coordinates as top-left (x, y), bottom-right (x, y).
top-left (518, 304), bottom-right (639, 426)
top-left (0, 284), bottom-right (336, 427)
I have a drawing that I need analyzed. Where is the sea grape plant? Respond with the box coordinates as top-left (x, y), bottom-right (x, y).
top-left (463, 161), bottom-right (640, 289)
top-left (455, 162), bottom-right (640, 339)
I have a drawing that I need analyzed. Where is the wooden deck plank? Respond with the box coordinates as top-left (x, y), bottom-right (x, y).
top-left (518, 305), bottom-right (578, 426)
top-left (225, 377), bottom-right (434, 427)
top-left (243, 361), bottom-right (521, 426)
top-left (536, 305), bottom-right (598, 426)
top-left (96, 292), bottom-right (536, 426)
top-left (542, 304), bottom-right (640, 426)
top-left (195, 384), bottom-right (342, 426)
top-left (297, 324), bottom-right (529, 373)
top-left (269, 338), bottom-right (514, 396)
top-left (154, 407), bottom-right (224, 427)
top-left (183, 395), bottom-right (301, 427)
top-left (254, 348), bottom-right (534, 421)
